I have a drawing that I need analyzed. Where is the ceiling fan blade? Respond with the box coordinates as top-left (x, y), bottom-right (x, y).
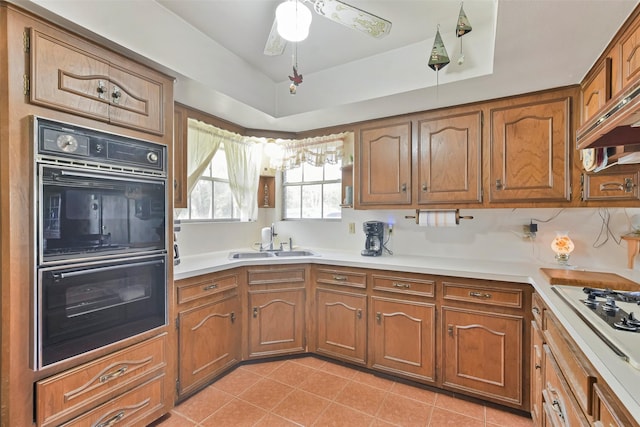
top-left (264, 18), bottom-right (287, 56)
top-left (313, 0), bottom-right (392, 38)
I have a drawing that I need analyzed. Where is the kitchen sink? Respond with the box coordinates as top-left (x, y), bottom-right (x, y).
top-left (273, 250), bottom-right (318, 257)
top-left (228, 249), bottom-right (318, 259)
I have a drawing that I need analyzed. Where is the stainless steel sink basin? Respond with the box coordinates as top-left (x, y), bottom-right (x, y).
top-left (228, 250), bottom-right (318, 259)
top-left (273, 250), bottom-right (318, 257)
top-left (228, 251), bottom-right (274, 259)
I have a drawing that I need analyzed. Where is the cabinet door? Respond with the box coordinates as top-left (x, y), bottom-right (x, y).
top-left (173, 104), bottom-right (188, 208)
top-left (178, 296), bottom-right (240, 396)
top-left (31, 28), bottom-right (111, 122)
top-left (107, 62), bottom-right (165, 135)
top-left (531, 320), bottom-right (545, 427)
top-left (490, 97), bottom-right (571, 202)
top-left (316, 288), bottom-right (366, 365)
top-left (581, 58), bottom-right (611, 125)
top-left (248, 289), bottom-right (305, 358)
top-left (417, 111), bottom-right (482, 204)
top-left (442, 307), bottom-right (523, 407)
top-left (371, 297), bottom-right (436, 383)
top-left (359, 122), bottom-right (412, 205)
top-left (620, 19), bottom-right (640, 91)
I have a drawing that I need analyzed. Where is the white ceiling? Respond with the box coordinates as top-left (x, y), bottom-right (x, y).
top-left (17, 0), bottom-right (640, 132)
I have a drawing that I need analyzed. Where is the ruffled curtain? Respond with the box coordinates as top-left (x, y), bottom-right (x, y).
top-left (268, 132), bottom-right (352, 170)
top-left (225, 139), bottom-right (262, 221)
top-left (187, 119), bottom-right (263, 221)
top-left (186, 119), bottom-right (223, 196)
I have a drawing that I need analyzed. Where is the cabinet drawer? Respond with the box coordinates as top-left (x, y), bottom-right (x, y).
top-left (372, 274), bottom-right (434, 297)
top-left (593, 383), bottom-right (636, 427)
top-left (316, 268), bottom-right (367, 289)
top-left (442, 281), bottom-right (523, 308)
top-left (36, 334), bottom-right (167, 427)
top-left (60, 374), bottom-right (165, 427)
top-left (177, 273), bottom-right (238, 304)
top-left (543, 345), bottom-right (590, 427)
top-left (544, 311), bottom-right (596, 416)
top-left (582, 170), bottom-right (640, 201)
top-left (248, 267), bottom-right (306, 287)
top-left (532, 293), bottom-right (545, 328)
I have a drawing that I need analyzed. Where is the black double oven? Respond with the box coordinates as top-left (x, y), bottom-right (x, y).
top-left (33, 117), bottom-right (168, 369)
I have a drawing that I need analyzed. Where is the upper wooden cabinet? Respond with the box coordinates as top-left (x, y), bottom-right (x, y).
top-left (174, 104), bottom-right (188, 208)
top-left (30, 28), bottom-right (169, 136)
top-left (417, 111), bottom-right (482, 204)
top-left (489, 97), bottom-right (571, 203)
top-left (580, 58), bottom-right (611, 125)
top-left (358, 121), bottom-right (412, 206)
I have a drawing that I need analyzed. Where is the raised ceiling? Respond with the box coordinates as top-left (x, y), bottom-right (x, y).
top-left (17, 0), bottom-right (640, 131)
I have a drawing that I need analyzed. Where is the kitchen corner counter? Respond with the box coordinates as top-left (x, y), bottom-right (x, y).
top-left (174, 248), bottom-right (640, 422)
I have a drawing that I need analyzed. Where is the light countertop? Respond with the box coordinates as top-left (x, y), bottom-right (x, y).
top-left (174, 248), bottom-right (640, 422)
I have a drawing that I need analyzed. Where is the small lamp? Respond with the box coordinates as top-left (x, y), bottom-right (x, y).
top-left (276, 0), bottom-right (312, 42)
top-left (551, 232), bottom-right (575, 265)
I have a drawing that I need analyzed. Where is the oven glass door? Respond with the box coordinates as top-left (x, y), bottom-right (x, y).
top-left (39, 165), bottom-right (166, 264)
top-left (37, 255), bottom-right (166, 368)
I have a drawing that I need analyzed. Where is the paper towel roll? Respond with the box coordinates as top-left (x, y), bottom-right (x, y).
top-left (418, 211), bottom-right (458, 227)
top-left (261, 227), bottom-right (272, 247)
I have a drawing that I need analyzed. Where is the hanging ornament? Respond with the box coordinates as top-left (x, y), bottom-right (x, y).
top-left (288, 43), bottom-right (303, 95)
top-left (428, 25), bottom-right (450, 89)
top-left (455, 2), bottom-right (472, 65)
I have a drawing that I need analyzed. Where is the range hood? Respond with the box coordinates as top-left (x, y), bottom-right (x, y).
top-left (577, 79), bottom-right (640, 150)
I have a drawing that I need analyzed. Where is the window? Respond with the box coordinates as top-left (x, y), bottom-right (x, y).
top-left (176, 144), bottom-right (239, 221)
top-left (283, 161), bottom-right (342, 219)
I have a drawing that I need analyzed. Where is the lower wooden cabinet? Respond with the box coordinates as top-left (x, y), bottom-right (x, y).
top-left (442, 306), bottom-right (524, 406)
top-left (371, 296), bottom-right (436, 383)
top-left (531, 320), bottom-right (545, 427)
top-left (177, 295), bottom-right (240, 397)
top-left (316, 288), bottom-right (367, 365)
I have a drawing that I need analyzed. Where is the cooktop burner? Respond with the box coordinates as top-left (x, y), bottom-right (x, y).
top-left (553, 285), bottom-right (640, 369)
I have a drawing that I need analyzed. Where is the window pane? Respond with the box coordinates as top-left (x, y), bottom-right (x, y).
top-left (304, 164), bottom-right (323, 182)
top-left (325, 162), bottom-right (342, 180)
top-left (211, 147), bottom-right (228, 179)
top-left (284, 166), bottom-right (302, 183)
top-left (284, 185), bottom-right (302, 219)
top-left (302, 184), bottom-right (322, 218)
top-left (190, 180), bottom-right (212, 219)
top-left (323, 183), bottom-right (342, 219)
top-left (213, 181), bottom-right (233, 219)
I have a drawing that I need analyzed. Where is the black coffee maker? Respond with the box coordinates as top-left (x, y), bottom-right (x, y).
top-left (361, 221), bottom-right (384, 256)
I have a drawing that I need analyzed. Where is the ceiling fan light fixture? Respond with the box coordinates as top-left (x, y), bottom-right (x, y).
top-left (276, 0), bottom-right (312, 42)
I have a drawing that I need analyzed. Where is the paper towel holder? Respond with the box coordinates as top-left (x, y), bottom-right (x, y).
top-left (404, 209), bottom-right (473, 224)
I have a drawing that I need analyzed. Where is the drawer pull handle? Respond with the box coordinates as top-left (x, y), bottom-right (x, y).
top-left (532, 306), bottom-right (540, 315)
top-left (600, 178), bottom-right (635, 193)
top-left (392, 282), bottom-right (410, 289)
top-left (551, 399), bottom-right (565, 421)
top-left (535, 363), bottom-right (541, 370)
top-left (99, 366), bottom-right (128, 383)
top-left (253, 307), bottom-right (258, 318)
top-left (357, 309), bottom-right (362, 319)
top-left (448, 324), bottom-right (454, 337)
top-left (203, 284), bottom-right (218, 291)
top-left (333, 275), bottom-right (347, 281)
top-left (231, 311), bottom-right (236, 323)
top-left (376, 312), bottom-right (381, 322)
top-left (469, 291), bottom-right (492, 299)
top-left (95, 411), bottom-right (125, 427)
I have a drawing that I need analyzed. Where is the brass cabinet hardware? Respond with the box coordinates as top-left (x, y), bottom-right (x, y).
top-left (99, 366), bottom-right (128, 383)
top-left (203, 284), bottom-right (218, 291)
top-left (448, 324), bottom-right (454, 337)
top-left (253, 307), bottom-right (258, 318)
top-left (111, 85), bottom-right (122, 104)
top-left (469, 291), bottom-right (492, 299)
top-left (357, 309), bottom-right (362, 319)
top-left (332, 275), bottom-right (347, 281)
top-left (392, 282), bottom-right (410, 289)
top-left (95, 411), bottom-right (125, 427)
top-left (230, 312), bottom-right (236, 323)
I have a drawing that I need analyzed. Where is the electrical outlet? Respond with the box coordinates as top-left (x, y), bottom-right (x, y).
top-left (388, 223), bottom-right (393, 234)
top-left (522, 223), bottom-right (538, 239)
top-left (348, 222), bottom-right (355, 234)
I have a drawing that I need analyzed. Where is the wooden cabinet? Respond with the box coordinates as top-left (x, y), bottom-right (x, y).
top-left (371, 297), bottom-right (436, 383)
top-left (441, 279), bottom-right (531, 409)
top-left (314, 267), bottom-right (367, 365)
top-left (174, 103), bottom-right (188, 208)
top-left (258, 175), bottom-right (276, 208)
top-left (581, 168), bottom-right (640, 201)
top-left (593, 383), bottom-right (637, 427)
top-left (35, 334), bottom-right (167, 427)
top-left (417, 111), bottom-right (482, 204)
top-left (358, 121), bottom-right (412, 206)
top-left (247, 266), bottom-right (307, 358)
top-left (176, 271), bottom-right (241, 398)
top-left (581, 58), bottom-right (612, 125)
top-left (489, 97), bottom-right (571, 203)
top-left (531, 320), bottom-right (544, 427)
top-left (30, 28), bottom-right (170, 136)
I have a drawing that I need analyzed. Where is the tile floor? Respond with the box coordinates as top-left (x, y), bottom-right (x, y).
top-left (150, 356), bottom-right (533, 427)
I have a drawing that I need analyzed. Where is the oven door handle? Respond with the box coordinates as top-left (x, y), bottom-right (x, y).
top-left (52, 259), bottom-right (164, 280)
top-left (58, 169), bottom-right (164, 185)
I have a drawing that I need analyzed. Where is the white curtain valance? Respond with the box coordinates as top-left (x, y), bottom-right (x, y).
top-left (268, 132), bottom-right (353, 170)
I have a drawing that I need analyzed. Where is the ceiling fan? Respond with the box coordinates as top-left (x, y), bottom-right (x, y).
top-left (264, 0), bottom-right (392, 56)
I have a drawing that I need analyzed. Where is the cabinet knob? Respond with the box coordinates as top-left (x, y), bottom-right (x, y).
top-left (532, 306), bottom-right (540, 315)
top-left (357, 309), bottom-right (362, 319)
top-left (97, 80), bottom-right (107, 99)
top-left (253, 307), bottom-right (258, 318)
top-left (401, 183), bottom-right (407, 192)
top-left (111, 85), bottom-right (122, 104)
top-left (495, 179), bottom-right (503, 190)
top-left (421, 184), bottom-right (427, 192)
top-left (376, 312), bottom-right (381, 322)
top-left (448, 324), bottom-right (454, 337)
top-left (230, 312), bottom-right (236, 323)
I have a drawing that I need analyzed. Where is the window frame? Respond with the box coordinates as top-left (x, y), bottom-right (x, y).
top-left (281, 161), bottom-right (342, 220)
